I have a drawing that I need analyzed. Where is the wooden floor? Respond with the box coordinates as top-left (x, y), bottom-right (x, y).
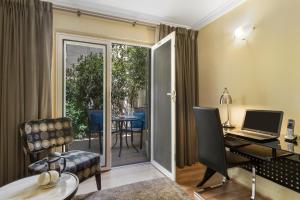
top-left (176, 163), bottom-right (271, 200)
top-left (77, 162), bottom-right (271, 199)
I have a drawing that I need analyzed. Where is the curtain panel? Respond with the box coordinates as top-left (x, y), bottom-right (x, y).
top-left (159, 24), bottom-right (198, 167)
top-left (0, 0), bottom-right (53, 186)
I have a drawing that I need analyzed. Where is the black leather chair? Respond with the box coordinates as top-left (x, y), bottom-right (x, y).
top-left (193, 107), bottom-right (256, 200)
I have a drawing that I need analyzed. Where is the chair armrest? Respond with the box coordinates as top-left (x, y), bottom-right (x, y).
top-left (28, 157), bottom-right (48, 168)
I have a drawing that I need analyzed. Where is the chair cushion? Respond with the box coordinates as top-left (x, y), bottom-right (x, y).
top-left (28, 150), bottom-right (100, 181)
top-left (62, 150), bottom-right (100, 172)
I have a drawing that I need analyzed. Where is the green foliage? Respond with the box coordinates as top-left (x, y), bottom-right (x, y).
top-left (66, 53), bottom-right (104, 139)
top-left (66, 44), bottom-right (148, 139)
top-left (112, 44), bottom-right (148, 115)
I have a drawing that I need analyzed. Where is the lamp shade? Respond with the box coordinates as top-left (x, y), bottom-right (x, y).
top-left (220, 88), bottom-right (232, 104)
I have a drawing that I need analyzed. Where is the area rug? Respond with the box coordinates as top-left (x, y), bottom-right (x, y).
top-left (74, 178), bottom-right (192, 200)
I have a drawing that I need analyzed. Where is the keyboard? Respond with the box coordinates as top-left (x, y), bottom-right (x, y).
top-left (224, 135), bottom-right (250, 147)
top-left (235, 130), bottom-right (274, 139)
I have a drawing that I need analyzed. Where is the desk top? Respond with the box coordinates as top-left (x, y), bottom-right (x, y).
top-left (0, 172), bottom-right (78, 200)
top-left (224, 129), bottom-right (300, 155)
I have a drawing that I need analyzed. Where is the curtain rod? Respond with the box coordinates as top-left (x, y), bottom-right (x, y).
top-left (52, 4), bottom-right (158, 28)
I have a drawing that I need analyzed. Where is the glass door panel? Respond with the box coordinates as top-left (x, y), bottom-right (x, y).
top-left (63, 40), bottom-right (106, 167)
top-left (111, 43), bottom-right (151, 167)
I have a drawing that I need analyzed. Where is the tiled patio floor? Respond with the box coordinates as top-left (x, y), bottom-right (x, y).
top-left (69, 132), bottom-right (149, 167)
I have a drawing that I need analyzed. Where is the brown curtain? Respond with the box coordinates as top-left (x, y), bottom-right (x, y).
top-left (0, 0), bottom-right (53, 186)
top-left (159, 24), bottom-right (198, 168)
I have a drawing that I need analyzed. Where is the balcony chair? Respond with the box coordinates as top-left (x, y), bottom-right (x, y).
top-left (126, 111), bottom-right (145, 149)
top-left (20, 117), bottom-right (101, 190)
top-left (193, 107), bottom-right (256, 200)
top-left (87, 110), bottom-right (103, 153)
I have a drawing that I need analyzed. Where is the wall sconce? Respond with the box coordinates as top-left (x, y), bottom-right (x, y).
top-left (234, 25), bottom-right (255, 40)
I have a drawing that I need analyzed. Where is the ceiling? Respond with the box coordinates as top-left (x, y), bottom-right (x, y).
top-left (49, 0), bottom-right (245, 29)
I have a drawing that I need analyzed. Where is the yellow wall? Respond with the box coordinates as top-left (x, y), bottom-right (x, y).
top-left (198, 0), bottom-right (300, 199)
top-left (53, 9), bottom-right (156, 45)
top-left (51, 9), bottom-right (156, 116)
top-left (198, 0), bottom-right (300, 133)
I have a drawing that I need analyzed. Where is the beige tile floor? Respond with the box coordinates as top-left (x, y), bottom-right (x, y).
top-left (70, 133), bottom-right (149, 167)
top-left (77, 162), bottom-right (165, 195)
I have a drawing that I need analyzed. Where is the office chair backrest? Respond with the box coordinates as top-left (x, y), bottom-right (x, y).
top-left (193, 107), bottom-right (228, 177)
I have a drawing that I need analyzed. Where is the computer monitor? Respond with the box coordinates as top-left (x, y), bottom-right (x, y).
top-left (242, 110), bottom-right (283, 136)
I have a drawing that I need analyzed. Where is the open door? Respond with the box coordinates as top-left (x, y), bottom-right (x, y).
top-left (151, 32), bottom-right (176, 180)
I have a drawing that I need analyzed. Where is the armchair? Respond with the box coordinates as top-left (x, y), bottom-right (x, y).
top-left (20, 117), bottom-right (101, 190)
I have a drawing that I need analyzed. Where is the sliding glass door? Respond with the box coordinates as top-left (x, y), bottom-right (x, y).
top-left (57, 33), bottom-right (155, 170)
top-left (56, 34), bottom-right (112, 170)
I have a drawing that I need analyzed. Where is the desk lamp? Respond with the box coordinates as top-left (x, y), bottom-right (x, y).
top-left (220, 88), bottom-right (234, 128)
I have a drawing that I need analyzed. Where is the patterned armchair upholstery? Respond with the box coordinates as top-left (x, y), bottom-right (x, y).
top-left (20, 117), bottom-right (101, 190)
top-left (21, 118), bottom-right (73, 152)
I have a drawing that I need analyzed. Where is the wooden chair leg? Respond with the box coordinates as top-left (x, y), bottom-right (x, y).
top-left (95, 173), bottom-right (101, 190)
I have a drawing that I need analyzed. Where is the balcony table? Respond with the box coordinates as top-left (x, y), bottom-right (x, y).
top-left (112, 115), bottom-right (139, 157)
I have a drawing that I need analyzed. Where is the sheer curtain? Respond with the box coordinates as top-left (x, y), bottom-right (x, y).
top-left (0, 0), bottom-right (53, 185)
top-left (159, 24), bottom-right (198, 167)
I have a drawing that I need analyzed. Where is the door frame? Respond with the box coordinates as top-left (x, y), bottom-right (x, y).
top-left (56, 33), bottom-right (112, 171)
top-left (56, 33), bottom-right (153, 171)
top-left (150, 32), bottom-right (176, 180)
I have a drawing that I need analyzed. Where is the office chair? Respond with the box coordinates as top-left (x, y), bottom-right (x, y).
top-left (193, 107), bottom-right (256, 200)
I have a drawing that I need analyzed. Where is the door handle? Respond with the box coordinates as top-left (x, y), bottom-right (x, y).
top-left (166, 90), bottom-right (176, 102)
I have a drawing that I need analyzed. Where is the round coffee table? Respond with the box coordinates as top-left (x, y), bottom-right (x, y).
top-left (0, 172), bottom-right (79, 200)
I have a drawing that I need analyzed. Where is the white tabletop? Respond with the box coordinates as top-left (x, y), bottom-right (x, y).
top-left (0, 173), bottom-right (79, 200)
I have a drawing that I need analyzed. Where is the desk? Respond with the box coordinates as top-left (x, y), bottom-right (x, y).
top-left (225, 129), bottom-right (300, 154)
top-left (224, 130), bottom-right (300, 193)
